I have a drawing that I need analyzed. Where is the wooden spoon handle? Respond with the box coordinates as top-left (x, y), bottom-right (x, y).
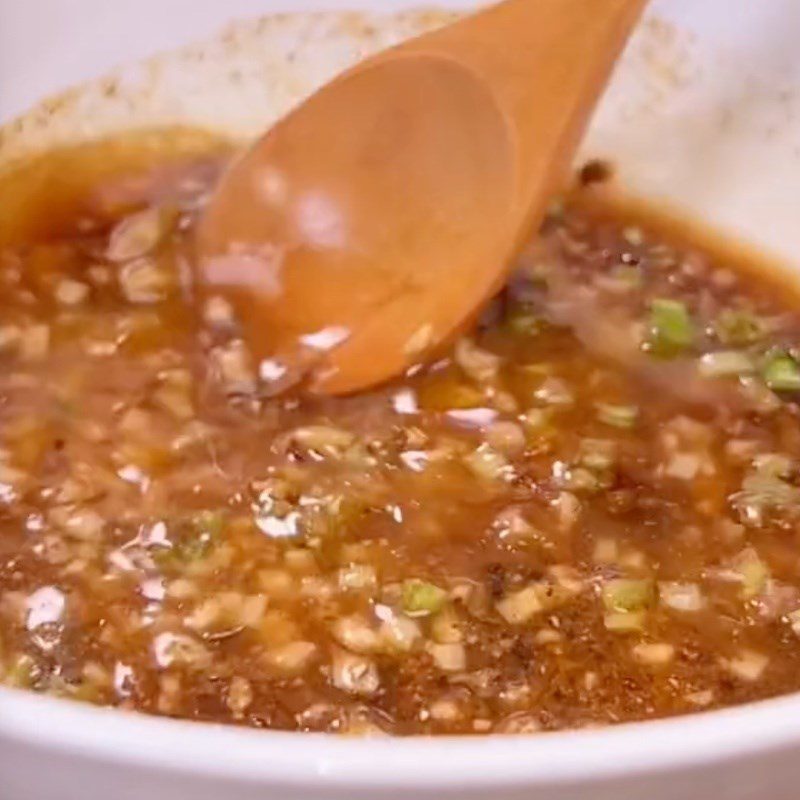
top-left (383, 0), bottom-right (647, 225)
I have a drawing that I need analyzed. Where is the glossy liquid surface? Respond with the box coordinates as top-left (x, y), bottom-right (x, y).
top-left (2, 136), bottom-right (800, 735)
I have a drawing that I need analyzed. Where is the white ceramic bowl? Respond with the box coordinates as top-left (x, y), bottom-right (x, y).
top-left (1, 2), bottom-right (799, 799)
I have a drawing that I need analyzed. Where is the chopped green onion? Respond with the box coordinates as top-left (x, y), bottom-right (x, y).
top-left (714, 309), bottom-right (766, 346)
top-left (602, 578), bottom-right (655, 613)
top-left (604, 610), bottom-right (646, 632)
top-left (157, 511), bottom-right (225, 567)
top-left (732, 548), bottom-right (769, 600)
top-left (761, 351), bottom-right (800, 392)
top-left (402, 579), bottom-right (447, 617)
top-left (698, 351), bottom-right (755, 378)
top-left (595, 403), bottom-right (639, 429)
top-left (647, 299), bottom-right (694, 357)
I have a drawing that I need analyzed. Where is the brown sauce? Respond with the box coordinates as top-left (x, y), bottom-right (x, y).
top-left (2, 131), bottom-right (800, 735)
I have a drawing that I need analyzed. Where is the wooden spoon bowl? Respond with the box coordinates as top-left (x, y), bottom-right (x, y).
top-left (198, 0), bottom-right (646, 394)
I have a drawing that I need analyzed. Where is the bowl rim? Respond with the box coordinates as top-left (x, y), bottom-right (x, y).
top-left (2, 684), bottom-right (800, 788)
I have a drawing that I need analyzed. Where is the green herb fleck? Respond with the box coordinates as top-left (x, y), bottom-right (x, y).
top-left (156, 510), bottom-right (225, 568)
top-left (602, 578), bottom-right (655, 613)
top-left (646, 299), bottom-right (694, 357)
top-left (402, 579), bottom-right (447, 617)
top-left (506, 310), bottom-right (544, 336)
top-left (714, 309), bottom-right (766, 346)
top-left (761, 351), bottom-right (800, 392)
top-left (732, 548), bottom-right (769, 601)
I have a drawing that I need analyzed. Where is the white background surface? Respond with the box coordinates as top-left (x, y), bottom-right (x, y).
top-left (2, 1), bottom-right (796, 120)
top-left (0, 0), bottom-right (479, 120)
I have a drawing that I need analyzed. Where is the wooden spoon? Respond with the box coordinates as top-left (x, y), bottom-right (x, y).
top-left (197, 0), bottom-right (646, 394)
